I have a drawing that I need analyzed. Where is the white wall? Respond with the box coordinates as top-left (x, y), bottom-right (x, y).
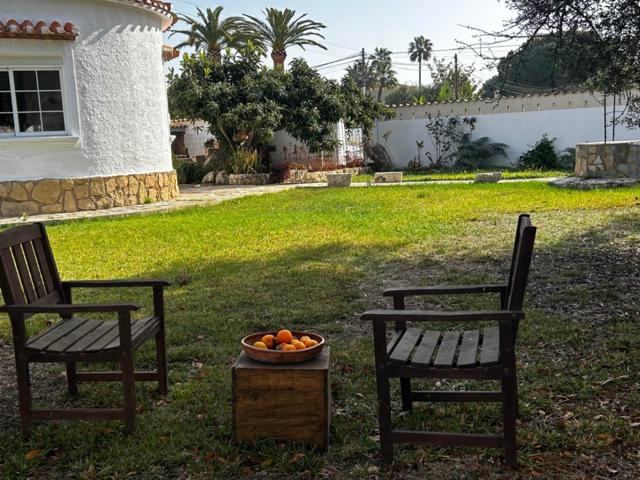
top-left (0, 0), bottom-right (173, 181)
top-left (183, 121), bottom-right (213, 157)
top-left (377, 105), bottom-right (640, 168)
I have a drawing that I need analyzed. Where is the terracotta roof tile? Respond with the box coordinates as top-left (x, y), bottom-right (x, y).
top-left (163, 44), bottom-right (181, 62)
top-left (0, 20), bottom-right (78, 40)
top-left (126, 0), bottom-right (177, 29)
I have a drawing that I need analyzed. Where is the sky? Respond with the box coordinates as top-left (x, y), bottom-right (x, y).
top-left (164, 0), bottom-right (517, 86)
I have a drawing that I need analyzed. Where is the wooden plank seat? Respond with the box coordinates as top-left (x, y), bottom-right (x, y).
top-left (363, 214), bottom-right (537, 468)
top-left (387, 326), bottom-right (500, 368)
top-left (25, 316), bottom-right (159, 356)
top-left (0, 222), bottom-right (171, 438)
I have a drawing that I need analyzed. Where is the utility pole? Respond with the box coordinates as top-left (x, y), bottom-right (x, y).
top-left (454, 53), bottom-right (459, 101)
top-left (361, 48), bottom-right (366, 95)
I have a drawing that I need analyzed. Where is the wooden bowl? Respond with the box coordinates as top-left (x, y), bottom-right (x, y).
top-left (241, 331), bottom-right (325, 364)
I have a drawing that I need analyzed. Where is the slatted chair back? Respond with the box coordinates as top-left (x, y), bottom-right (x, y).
top-left (505, 215), bottom-right (536, 313)
top-left (0, 223), bottom-right (65, 315)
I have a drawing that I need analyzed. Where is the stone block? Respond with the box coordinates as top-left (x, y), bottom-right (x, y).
top-left (42, 204), bottom-right (63, 214)
top-left (0, 183), bottom-right (7, 198)
top-left (474, 172), bottom-right (503, 183)
top-left (63, 191), bottom-right (77, 212)
top-left (61, 179), bottom-right (74, 191)
top-left (105, 177), bottom-right (117, 193)
top-left (202, 171), bottom-right (215, 184)
top-left (129, 177), bottom-right (139, 194)
top-left (373, 172), bottom-right (402, 183)
top-left (32, 179), bottom-right (61, 204)
top-left (74, 183), bottom-right (90, 199)
top-left (77, 198), bottom-right (96, 211)
top-left (9, 183), bottom-right (28, 201)
top-left (215, 172), bottom-right (229, 185)
top-left (90, 178), bottom-right (105, 196)
top-left (1, 201), bottom-right (39, 217)
top-left (116, 176), bottom-right (128, 189)
top-left (326, 173), bottom-right (352, 187)
top-left (96, 196), bottom-right (114, 209)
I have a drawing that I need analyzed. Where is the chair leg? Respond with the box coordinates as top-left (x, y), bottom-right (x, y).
top-left (155, 331), bottom-right (168, 395)
top-left (400, 378), bottom-right (412, 412)
top-left (120, 350), bottom-right (136, 434)
top-left (15, 356), bottom-right (32, 440)
top-left (501, 369), bottom-right (518, 468)
top-left (66, 362), bottom-right (78, 394)
top-left (376, 369), bottom-right (394, 464)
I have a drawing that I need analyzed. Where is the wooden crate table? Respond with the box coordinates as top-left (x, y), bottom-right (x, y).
top-left (232, 347), bottom-right (330, 448)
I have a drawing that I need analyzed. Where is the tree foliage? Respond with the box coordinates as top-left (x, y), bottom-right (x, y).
top-left (488, 0), bottom-right (640, 125)
top-left (408, 35), bottom-right (433, 93)
top-left (241, 8), bottom-right (327, 69)
top-left (168, 51), bottom-right (394, 155)
top-left (430, 58), bottom-right (479, 102)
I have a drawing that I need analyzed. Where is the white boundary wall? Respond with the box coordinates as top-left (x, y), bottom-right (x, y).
top-left (376, 91), bottom-right (640, 168)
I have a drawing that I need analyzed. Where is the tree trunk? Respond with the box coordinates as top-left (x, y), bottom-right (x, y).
top-left (378, 84), bottom-right (383, 102)
top-left (418, 58), bottom-right (422, 95)
top-left (208, 47), bottom-right (222, 64)
top-left (271, 49), bottom-right (287, 70)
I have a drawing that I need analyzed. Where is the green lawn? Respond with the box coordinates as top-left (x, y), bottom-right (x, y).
top-left (352, 169), bottom-right (569, 183)
top-left (1, 182), bottom-right (639, 479)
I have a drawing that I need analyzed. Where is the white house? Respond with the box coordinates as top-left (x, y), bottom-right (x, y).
top-left (0, 0), bottom-right (179, 217)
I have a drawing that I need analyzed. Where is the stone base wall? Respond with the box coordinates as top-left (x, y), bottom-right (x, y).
top-left (0, 170), bottom-right (179, 217)
top-left (283, 167), bottom-right (367, 184)
top-left (575, 142), bottom-right (640, 178)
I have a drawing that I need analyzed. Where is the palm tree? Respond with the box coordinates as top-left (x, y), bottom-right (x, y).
top-left (408, 35), bottom-right (433, 94)
top-left (344, 59), bottom-right (374, 95)
top-left (242, 8), bottom-right (327, 69)
top-left (171, 6), bottom-right (250, 63)
top-left (370, 48), bottom-right (398, 101)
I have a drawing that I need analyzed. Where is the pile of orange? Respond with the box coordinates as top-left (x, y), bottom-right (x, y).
top-left (253, 329), bottom-right (318, 351)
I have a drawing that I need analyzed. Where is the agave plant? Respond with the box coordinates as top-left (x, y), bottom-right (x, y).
top-left (408, 35), bottom-right (433, 94)
top-left (242, 8), bottom-right (327, 69)
top-left (171, 6), bottom-right (254, 63)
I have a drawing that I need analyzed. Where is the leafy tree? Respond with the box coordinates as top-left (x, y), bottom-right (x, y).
top-left (384, 84), bottom-right (419, 105)
top-left (487, 0), bottom-right (640, 127)
top-left (241, 8), bottom-right (327, 70)
top-left (408, 35), bottom-right (433, 95)
top-left (424, 114), bottom-right (476, 168)
top-left (430, 58), bottom-right (479, 101)
top-left (170, 6), bottom-right (253, 63)
top-left (344, 59), bottom-right (375, 95)
top-left (370, 48), bottom-right (398, 101)
top-left (167, 51), bottom-right (393, 158)
top-left (481, 34), bottom-right (600, 97)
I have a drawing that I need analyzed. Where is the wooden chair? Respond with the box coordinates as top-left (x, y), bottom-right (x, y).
top-left (362, 214), bottom-right (536, 467)
top-left (0, 223), bottom-right (171, 438)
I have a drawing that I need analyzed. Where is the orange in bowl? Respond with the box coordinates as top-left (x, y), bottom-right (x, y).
top-left (282, 344), bottom-right (297, 352)
top-left (276, 329), bottom-right (293, 345)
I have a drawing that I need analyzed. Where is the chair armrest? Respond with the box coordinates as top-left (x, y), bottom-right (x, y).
top-left (361, 309), bottom-right (523, 323)
top-left (383, 284), bottom-right (508, 298)
top-left (62, 279), bottom-right (172, 289)
top-left (0, 303), bottom-right (141, 314)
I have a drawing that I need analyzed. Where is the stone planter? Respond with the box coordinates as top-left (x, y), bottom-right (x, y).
top-left (228, 173), bottom-right (271, 185)
top-left (326, 173), bottom-right (352, 187)
top-left (282, 167), bottom-right (367, 184)
top-left (373, 172), bottom-right (403, 184)
top-left (474, 172), bottom-right (502, 183)
top-left (575, 141), bottom-right (640, 178)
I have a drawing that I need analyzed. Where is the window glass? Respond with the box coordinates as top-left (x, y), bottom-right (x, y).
top-left (0, 113), bottom-right (14, 134)
top-left (0, 72), bottom-right (9, 91)
top-left (19, 112), bottom-right (42, 132)
top-left (42, 112), bottom-right (65, 131)
top-left (0, 69), bottom-right (65, 136)
top-left (0, 92), bottom-right (12, 112)
top-left (37, 71), bottom-right (61, 90)
top-left (16, 92), bottom-right (40, 112)
top-left (40, 92), bottom-right (63, 111)
top-left (13, 71), bottom-right (38, 91)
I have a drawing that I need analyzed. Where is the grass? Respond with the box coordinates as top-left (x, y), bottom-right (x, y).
top-left (0, 182), bottom-right (639, 479)
top-left (352, 168), bottom-right (569, 183)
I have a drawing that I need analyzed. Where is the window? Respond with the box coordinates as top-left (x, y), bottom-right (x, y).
top-left (0, 68), bottom-right (66, 137)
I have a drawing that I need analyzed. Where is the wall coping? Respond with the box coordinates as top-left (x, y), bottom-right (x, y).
top-left (0, 135), bottom-right (80, 146)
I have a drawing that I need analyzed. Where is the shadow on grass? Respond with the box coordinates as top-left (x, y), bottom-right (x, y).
top-left (0, 211), bottom-right (638, 478)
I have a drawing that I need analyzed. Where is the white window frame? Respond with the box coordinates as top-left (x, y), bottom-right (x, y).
top-left (0, 66), bottom-right (69, 138)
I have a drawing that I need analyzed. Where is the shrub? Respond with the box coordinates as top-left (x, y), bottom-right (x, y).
top-left (229, 149), bottom-right (261, 174)
top-left (455, 137), bottom-right (508, 169)
top-left (558, 147), bottom-right (576, 170)
top-left (518, 135), bottom-right (560, 169)
top-left (173, 155), bottom-right (213, 184)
